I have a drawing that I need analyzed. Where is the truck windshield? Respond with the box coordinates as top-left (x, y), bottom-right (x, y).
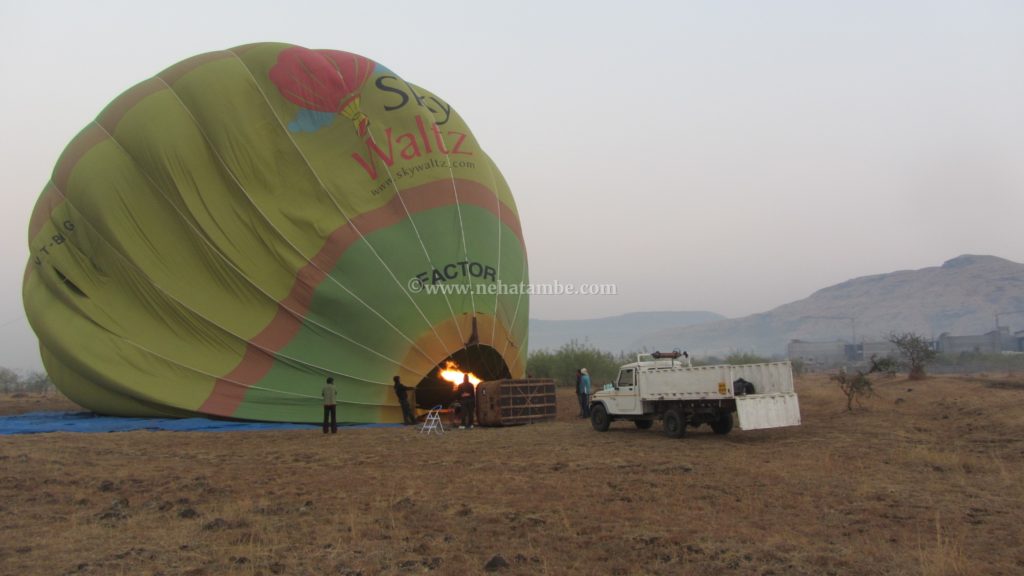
top-left (617, 369), bottom-right (635, 387)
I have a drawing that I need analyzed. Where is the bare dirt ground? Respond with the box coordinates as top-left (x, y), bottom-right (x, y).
top-left (0, 390), bottom-right (79, 416)
top-left (2, 373), bottom-right (1023, 576)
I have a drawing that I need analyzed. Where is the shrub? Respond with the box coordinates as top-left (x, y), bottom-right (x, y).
top-left (832, 368), bottom-right (875, 411)
top-left (888, 332), bottom-right (937, 380)
top-left (527, 340), bottom-right (623, 388)
top-left (0, 368), bottom-right (54, 394)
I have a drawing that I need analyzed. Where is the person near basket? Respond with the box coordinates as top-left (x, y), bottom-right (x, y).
top-left (456, 374), bottom-right (476, 429)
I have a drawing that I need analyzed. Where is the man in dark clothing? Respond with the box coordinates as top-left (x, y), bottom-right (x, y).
top-left (322, 376), bottom-right (337, 434)
top-left (393, 376), bottom-right (416, 425)
top-left (456, 374), bottom-right (476, 429)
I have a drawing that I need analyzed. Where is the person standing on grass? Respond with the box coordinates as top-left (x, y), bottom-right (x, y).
top-left (457, 374), bottom-right (476, 429)
top-left (322, 376), bottom-right (337, 434)
top-left (393, 376), bottom-right (416, 425)
top-left (580, 368), bottom-right (592, 418)
top-left (575, 369), bottom-right (586, 418)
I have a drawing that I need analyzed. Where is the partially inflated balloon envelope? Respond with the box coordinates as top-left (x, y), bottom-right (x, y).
top-left (24, 43), bottom-right (528, 423)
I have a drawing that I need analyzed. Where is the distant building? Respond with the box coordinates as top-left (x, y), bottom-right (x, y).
top-left (861, 340), bottom-right (900, 359)
top-left (936, 327), bottom-right (1020, 355)
top-left (791, 327), bottom-right (1024, 367)
top-left (787, 340), bottom-right (848, 367)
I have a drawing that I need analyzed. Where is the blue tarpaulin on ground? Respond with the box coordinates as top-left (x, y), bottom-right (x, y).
top-left (0, 411), bottom-right (399, 435)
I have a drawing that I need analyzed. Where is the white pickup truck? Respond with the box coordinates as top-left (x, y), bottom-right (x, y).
top-left (589, 352), bottom-right (801, 437)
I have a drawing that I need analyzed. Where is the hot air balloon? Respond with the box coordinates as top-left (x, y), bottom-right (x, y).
top-left (24, 42), bottom-right (529, 423)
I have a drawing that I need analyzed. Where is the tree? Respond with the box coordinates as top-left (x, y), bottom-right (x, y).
top-left (0, 368), bottom-right (53, 394)
top-left (888, 332), bottom-right (937, 380)
top-left (832, 355), bottom-right (897, 411)
top-left (832, 367), bottom-right (875, 411)
top-left (0, 367), bottom-right (18, 393)
top-left (21, 372), bottom-right (53, 393)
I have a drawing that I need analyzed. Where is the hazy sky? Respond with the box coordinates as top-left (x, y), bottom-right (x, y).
top-left (2, 0), bottom-right (1022, 372)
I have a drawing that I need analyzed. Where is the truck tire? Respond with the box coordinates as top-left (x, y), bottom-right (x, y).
top-left (591, 404), bottom-right (611, 432)
top-left (634, 419), bottom-right (653, 430)
top-left (663, 409), bottom-right (686, 438)
top-left (711, 411), bottom-right (733, 435)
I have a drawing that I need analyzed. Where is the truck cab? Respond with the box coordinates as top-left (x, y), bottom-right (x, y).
top-left (590, 352), bottom-right (801, 438)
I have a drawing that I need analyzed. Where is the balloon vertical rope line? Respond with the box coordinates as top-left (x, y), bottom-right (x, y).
top-left (415, 104), bottom-right (478, 319)
top-left (441, 136), bottom-right (477, 318)
top-left (500, 256), bottom-right (529, 363)
top-left (481, 158), bottom-right (505, 345)
top-left (360, 126), bottom-right (467, 352)
top-left (416, 113), bottom-right (491, 373)
top-left (477, 152), bottom-right (528, 362)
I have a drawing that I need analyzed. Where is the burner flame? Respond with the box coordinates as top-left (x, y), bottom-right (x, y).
top-left (438, 360), bottom-right (482, 389)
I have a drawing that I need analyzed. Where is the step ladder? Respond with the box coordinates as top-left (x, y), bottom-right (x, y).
top-left (419, 405), bottom-right (445, 435)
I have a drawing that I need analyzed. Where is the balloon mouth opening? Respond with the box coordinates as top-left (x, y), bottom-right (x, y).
top-left (414, 345), bottom-right (511, 409)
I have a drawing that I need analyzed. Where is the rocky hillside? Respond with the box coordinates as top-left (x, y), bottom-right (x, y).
top-left (633, 255), bottom-right (1024, 356)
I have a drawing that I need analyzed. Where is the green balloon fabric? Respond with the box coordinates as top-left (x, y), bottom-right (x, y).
top-left (24, 43), bottom-right (529, 423)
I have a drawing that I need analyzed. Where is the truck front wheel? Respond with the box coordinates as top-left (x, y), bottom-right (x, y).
top-left (711, 411), bottom-right (734, 435)
top-left (591, 404), bottom-right (611, 432)
top-left (663, 409), bottom-right (686, 438)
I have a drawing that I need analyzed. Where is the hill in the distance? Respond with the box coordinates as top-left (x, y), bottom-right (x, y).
top-left (634, 255), bottom-right (1024, 357)
top-left (528, 310), bottom-right (724, 354)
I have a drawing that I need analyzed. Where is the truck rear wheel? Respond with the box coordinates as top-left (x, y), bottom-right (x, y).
top-left (663, 409), bottom-right (686, 438)
top-left (634, 419), bottom-right (653, 430)
top-left (591, 404), bottom-right (611, 432)
top-left (711, 411), bottom-right (733, 435)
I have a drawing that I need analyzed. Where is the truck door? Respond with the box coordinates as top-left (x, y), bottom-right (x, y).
top-left (610, 368), bottom-right (639, 414)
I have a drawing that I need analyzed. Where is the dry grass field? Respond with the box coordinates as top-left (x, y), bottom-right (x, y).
top-left (2, 373), bottom-right (1023, 576)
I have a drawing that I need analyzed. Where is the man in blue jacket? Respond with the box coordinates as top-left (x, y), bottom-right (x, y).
top-left (579, 368), bottom-right (592, 418)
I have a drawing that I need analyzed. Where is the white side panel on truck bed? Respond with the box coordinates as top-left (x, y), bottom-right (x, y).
top-left (643, 366), bottom-right (725, 398)
top-left (736, 393), bottom-right (801, 430)
top-left (639, 362), bottom-right (794, 399)
top-left (728, 363), bottom-right (794, 395)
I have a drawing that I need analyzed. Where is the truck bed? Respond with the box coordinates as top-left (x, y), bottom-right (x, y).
top-left (638, 361), bottom-right (794, 400)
